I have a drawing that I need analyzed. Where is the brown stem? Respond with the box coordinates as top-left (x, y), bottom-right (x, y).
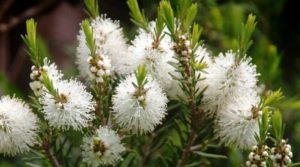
top-left (177, 129), bottom-right (197, 167)
top-left (176, 38), bottom-right (202, 166)
top-left (177, 97), bottom-right (199, 167)
top-left (140, 133), bottom-right (154, 167)
top-left (0, 0), bottom-right (56, 33)
top-left (42, 130), bottom-right (60, 167)
top-left (177, 104), bottom-right (199, 167)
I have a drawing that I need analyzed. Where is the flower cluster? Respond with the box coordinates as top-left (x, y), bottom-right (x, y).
top-left (128, 22), bottom-right (176, 92)
top-left (112, 74), bottom-right (168, 134)
top-left (88, 53), bottom-right (112, 83)
top-left (81, 126), bottom-right (125, 166)
top-left (202, 51), bottom-right (260, 149)
top-left (29, 65), bottom-right (45, 96)
top-left (246, 145), bottom-right (269, 167)
top-left (40, 79), bottom-right (95, 130)
top-left (29, 60), bottom-right (63, 96)
top-left (173, 35), bottom-right (192, 58)
top-left (270, 139), bottom-right (293, 167)
top-left (76, 15), bottom-right (130, 81)
top-left (0, 96), bottom-right (38, 156)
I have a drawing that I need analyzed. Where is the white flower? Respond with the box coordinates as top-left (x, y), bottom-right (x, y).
top-left (270, 139), bottom-right (293, 167)
top-left (29, 59), bottom-right (63, 96)
top-left (88, 53), bottom-right (112, 83)
top-left (246, 145), bottom-right (269, 167)
top-left (0, 96), bottom-right (38, 156)
top-left (128, 21), bottom-right (177, 91)
top-left (112, 74), bottom-right (168, 134)
top-left (42, 59), bottom-right (63, 83)
top-left (76, 15), bottom-right (130, 80)
top-left (40, 79), bottom-right (95, 130)
top-left (202, 51), bottom-right (259, 116)
top-left (214, 97), bottom-right (260, 149)
top-left (81, 126), bottom-right (125, 166)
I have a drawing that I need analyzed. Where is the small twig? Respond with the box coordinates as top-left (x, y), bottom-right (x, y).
top-left (42, 129), bottom-right (61, 167)
top-left (140, 133), bottom-right (154, 167)
top-left (177, 129), bottom-right (197, 167)
top-left (176, 49), bottom-right (203, 166)
top-left (0, 0), bottom-right (56, 33)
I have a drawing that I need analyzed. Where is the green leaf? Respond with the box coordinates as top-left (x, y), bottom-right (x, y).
top-left (22, 19), bottom-right (47, 66)
top-left (236, 14), bottom-right (257, 59)
top-left (40, 72), bottom-right (58, 97)
top-left (160, 1), bottom-right (175, 39)
top-left (289, 162), bottom-right (300, 167)
top-left (184, 162), bottom-right (202, 167)
top-left (191, 23), bottom-right (202, 48)
top-left (194, 151), bottom-right (227, 159)
top-left (182, 3), bottom-right (198, 32)
top-left (258, 107), bottom-right (270, 143)
top-left (127, 0), bottom-right (148, 31)
top-left (263, 89), bottom-right (283, 106)
top-left (155, 11), bottom-right (165, 39)
top-left (193, 62), bottom-right (207, 71)
top-left (271, 110), bottom-right (284, 141)
top-left (81, 19), bottom-right (97, 57)
top-left (135, 65), bottom-right (148, 87)
top-left (172, 0), bottom-right (192, 19)
top-left (84, 0), bottom-right (99, 18)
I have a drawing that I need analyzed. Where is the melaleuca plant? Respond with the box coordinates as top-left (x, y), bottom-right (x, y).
top-left (0, 0), bottom-right (299, 167)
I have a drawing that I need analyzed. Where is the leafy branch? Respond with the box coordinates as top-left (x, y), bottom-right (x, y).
top-left (236, 14), bottom-right (257, 60)
top-left (21, 19), bottom-right (47, 66)
top-left (127, 0), bottom-right (148, 31)
top-left (81, 19), bottom-right (97, 57)
top-left (84, 0), bottom-right (99, 19)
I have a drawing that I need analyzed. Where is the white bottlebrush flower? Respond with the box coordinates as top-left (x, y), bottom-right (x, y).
top-left (40, 79), bottom-right (95, 130)
top-left (81, 126), bottom-right (125, 166)
top-left (42, 59), bottom-right (64, 83)
top-left (29, 59), bottom-right (63, 96)
top-left (76, 15), bottom-right (130, 80)
top-left (128, 21), bottom-right (177, 91)
top-left (214, 97), bottom-right (260, 149)
top-left (0, 96), bottom-right (38, 156)
top-left (202, 50), bottom-right (259, 116)
top-left (112, 74), bottom-right (168, 134)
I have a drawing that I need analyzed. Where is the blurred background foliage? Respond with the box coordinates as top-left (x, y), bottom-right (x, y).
top-left (0, 0), bottom-right (299, 166)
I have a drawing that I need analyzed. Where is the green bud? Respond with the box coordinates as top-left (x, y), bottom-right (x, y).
top-left (272, 110), bottom-right (285, 141)
top-left (82, 19), bottom-right (97, 57)
top-left (236, 14), bottom-right (257, 59)
top-left (135, 65), bottom-right (148, 87)
top-left (22, 19), bottom-right (48, 66)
